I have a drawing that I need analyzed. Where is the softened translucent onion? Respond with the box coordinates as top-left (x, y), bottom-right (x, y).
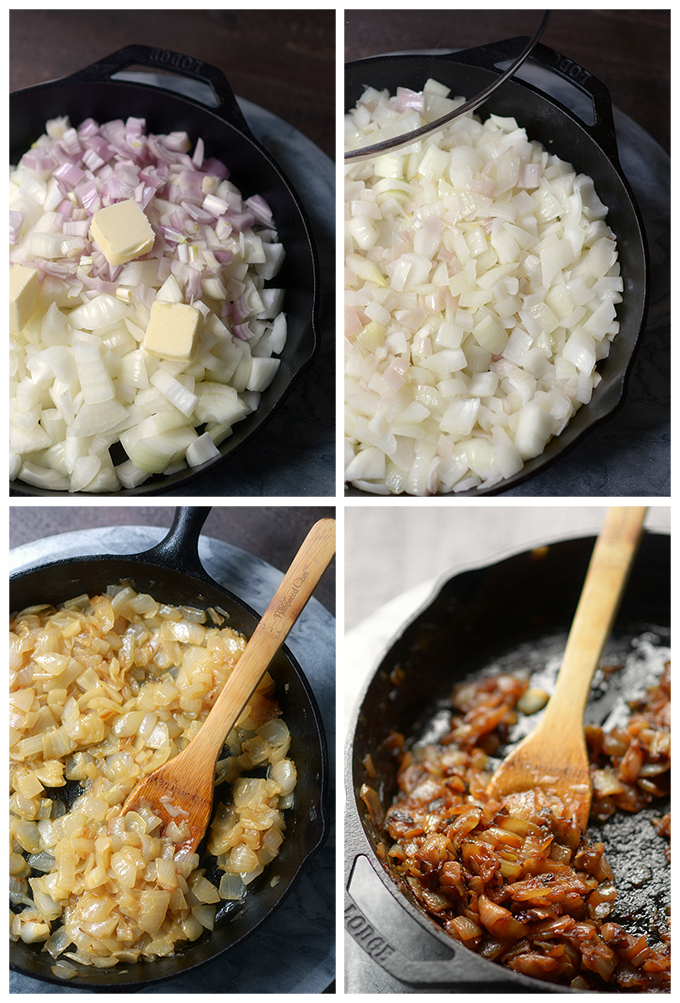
top-left (269, 758), bottom-right (297, 796)
top-left (10, 585), bottom-right (296, 969)
top-left (218, 871), bottom-right (245, 900)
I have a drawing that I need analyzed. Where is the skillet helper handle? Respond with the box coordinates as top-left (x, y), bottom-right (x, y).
top-left (139, 506), bottom-right (212, 582)
top-left (345, 864), bottom-right (511, 988)
top-left (64, 44), bottom-right (252, 136)
top-left (345, 814), bottom-right (511, 988)
top-left (448, 36), bottom-right (620, 163)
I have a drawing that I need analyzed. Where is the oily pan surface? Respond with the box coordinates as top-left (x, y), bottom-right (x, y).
top-left (344, 54), bottom-right (646, 495)
top-left (10, 556), bottom-right (327, 988)
top-left (351, 533), bottom-right (668, 990)
top-left (10, 77), bottom-right (318, 495)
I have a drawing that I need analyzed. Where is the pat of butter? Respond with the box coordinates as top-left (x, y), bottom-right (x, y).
top-left (90, 199), bottom-right (155, 267)
top-left (10, 264), bottom-right (40, 334)
top-left (144, 300), bottom-right (203, 362)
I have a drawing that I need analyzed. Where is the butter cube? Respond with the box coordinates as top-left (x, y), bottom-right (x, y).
top-left (10, 264), bottom-right (40, 334)
top-left (90, 199), bottom-right (155, 267)
top-left (143, 300), bottom-right (203, 362)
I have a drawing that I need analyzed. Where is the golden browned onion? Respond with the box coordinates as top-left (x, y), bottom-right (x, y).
top-left (10, 588), bottom-right (296, 970)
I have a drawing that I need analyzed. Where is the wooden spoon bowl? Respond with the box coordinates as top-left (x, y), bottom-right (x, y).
top-left (486, 506), bottom-right (647, 831)
top-left (122, 518), bottom-right (336, 853)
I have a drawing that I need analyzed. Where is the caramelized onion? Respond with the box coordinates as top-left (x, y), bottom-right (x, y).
top-left (380, 664), bottom-right (670, 991)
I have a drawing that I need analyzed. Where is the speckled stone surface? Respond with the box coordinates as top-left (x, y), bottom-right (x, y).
top-left (10, 526), bottom-right (335, 994)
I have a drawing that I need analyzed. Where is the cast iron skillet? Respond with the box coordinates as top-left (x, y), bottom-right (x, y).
top-left (345, 39), bottom-right (649, 496)
top-left (10, 507), bottom-right (328, 989)
top-left (10, 44), bottom-right (320, 496)
top-left (346, 531), bottom-right (669, 992)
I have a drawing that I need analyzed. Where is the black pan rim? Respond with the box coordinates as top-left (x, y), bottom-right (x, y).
top-left (347, 527), bottom-right (668, 725)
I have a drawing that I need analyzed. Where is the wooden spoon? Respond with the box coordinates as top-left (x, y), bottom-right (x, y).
top-left (121, 517), bottom-right (335, 854)
top-left (486, 506), bottom-right (647, 832)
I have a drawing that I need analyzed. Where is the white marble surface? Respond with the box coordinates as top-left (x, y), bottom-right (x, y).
top-left (10, 526), bottom-right (336, 994)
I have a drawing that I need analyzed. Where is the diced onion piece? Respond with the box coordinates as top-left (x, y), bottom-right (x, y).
top-left (269, 757), bottom-right (297, 796)
top-left (246, 357), bottom-right (280, 392)
top-left (186, 432), bottom-right (220, 467)
top-left (219, 871), bottom-right (246, 900)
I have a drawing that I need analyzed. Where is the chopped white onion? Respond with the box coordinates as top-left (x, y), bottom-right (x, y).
top-left (185, 431), bottom-right (221, 468)
top-left (10, 115), bottom-right (288, 492)
top-left (345, 80), bottom-right (622, 494)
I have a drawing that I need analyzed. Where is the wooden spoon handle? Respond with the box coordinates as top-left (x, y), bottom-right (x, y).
top-left (545, 506), bottom-right (646, 724)
top-left (187, 518), bottom-right (336, 762)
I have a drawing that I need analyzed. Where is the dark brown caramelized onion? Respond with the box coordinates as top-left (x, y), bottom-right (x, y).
top-left (383, 666), bottom-right (670, 991)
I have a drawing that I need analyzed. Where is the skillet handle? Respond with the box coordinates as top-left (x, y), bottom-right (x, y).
top-left (63, 44), bottom-right (252, 137)
top-left (449, 36), bottom-right (620, 163)
top-left (345, 814), bottom-right (524, 990)
top-left (138, 506), bottom-right (213, 582)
